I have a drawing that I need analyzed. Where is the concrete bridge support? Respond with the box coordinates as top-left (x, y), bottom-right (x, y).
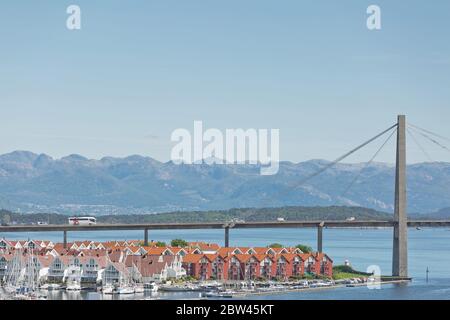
top-left (144, 228), bottom-right (149, 246)
top-left (392, 115), bottom-right (408, 277)
top-left (317, 222), bottom-right (324, 253)
top-left (224, 227), bottom-right (230, 247)
top-left (63, 230), bottom-right (67, 249)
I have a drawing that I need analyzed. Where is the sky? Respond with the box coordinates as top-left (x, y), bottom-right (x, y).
top-left (0, 1), bottom-right (449, 164)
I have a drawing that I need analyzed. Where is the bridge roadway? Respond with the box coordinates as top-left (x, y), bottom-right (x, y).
top-left (1, 220), bottom-right (450, 233)
top-left (1, 220), bottom-right (450, 251)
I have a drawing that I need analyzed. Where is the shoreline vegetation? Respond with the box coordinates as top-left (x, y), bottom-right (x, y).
top-left (332, 265), bottom-right (373, 280)
top-left (1, 206), bottom-right (395, 226)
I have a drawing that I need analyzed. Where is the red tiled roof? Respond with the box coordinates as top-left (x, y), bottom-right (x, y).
top-left (182, 254), bottom-right (204, 263)
top-left (253, 247), bottom-right (272, 254)
top-left (129, 255), bottom-right (174, 277)
top-left (300, 253), bottom-right (314, 261)
top-left (167, 247), bottom-right (187, 255)
top-left (252, 254), bottom-right (270, 262)
top-left (36, 255), bottom-right (53, 268)
top-left (203, 254), bottom-right (218, 262)
top-left (314, 252), bottom-right (333, 263)
top-left (145, 247), bottom-right (173, 255)
top-left (234, 254), bottom-right (252, 263)
top-left (280, 253), bottom-right (299, 262)
top-left (217, 247), bottom-right (235, 257)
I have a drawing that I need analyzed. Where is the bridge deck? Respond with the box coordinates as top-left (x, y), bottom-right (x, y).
top-left (0, 220), bottom-right (449, 232)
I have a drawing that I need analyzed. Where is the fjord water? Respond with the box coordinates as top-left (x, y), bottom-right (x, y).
top-left (2, 227), bottom-right (450, 299)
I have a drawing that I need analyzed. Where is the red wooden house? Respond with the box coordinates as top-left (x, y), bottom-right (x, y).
top-left (211, 254), bottom-right (230, 280)
top-left (314, 253), bottom-right (333, 277)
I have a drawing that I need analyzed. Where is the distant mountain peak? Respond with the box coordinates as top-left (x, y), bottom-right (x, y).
top-left (61, 154), bottom-right (89, 162)
top-left (33, 154), bottom-right (53, 168)
top-left (0, 150), bottom-right (39, 162)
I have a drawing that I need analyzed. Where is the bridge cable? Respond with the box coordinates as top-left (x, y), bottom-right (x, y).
top-left (408, 125), bottom-right (450, 154)
top-left (409, 123), bottom-right (450, 143)
top-left (258, 123), bottom-right (397, 209)
top-left (407, 128), bottom-right (434, 162)
top-left (340, 126), bottom-right (397, 198)
top-left (292, 123), bottom-right (398, 190)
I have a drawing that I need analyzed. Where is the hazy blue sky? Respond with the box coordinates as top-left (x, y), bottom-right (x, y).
top-left (1, 1), bottom-right (449, 163)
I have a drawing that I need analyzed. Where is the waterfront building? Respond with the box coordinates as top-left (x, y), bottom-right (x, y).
top-left (315, 253), bottom-right (333, 277)
top-left (166, 255), bottom-right (186, 279)
top-left (291, 254), bottom-right (305, 277)
top-left (80, 255), bottom-right (108, 283)
top-left (227, 255), bottom-right (243, 280)
top-left (258, 255), bottom-right (274, 279)
top-left (0, 239), bottom-right (333, 285)
top-left (210, 254), bottom-right (229, 280)
top-left (103, 261), bottom-right (129, 286)
top-left (303, 253), bottom-right (317, 274)
top-left (125, 254), bottom-right (185, 283)
top-left (0, 254), bottom-right (13, 282)
top-left (47, 256), bottom-right (67, 282)
top-left (0, 239), bottom-right (12, 251)
top-left (182, 254), bottom-right (207, 279)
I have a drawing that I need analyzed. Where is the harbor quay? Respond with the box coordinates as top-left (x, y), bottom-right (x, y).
top-left (0, 237), bottom-right (339, 299)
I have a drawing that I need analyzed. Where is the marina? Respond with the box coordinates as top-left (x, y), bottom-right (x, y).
top-left (0, 276), bottom-right (405, 300)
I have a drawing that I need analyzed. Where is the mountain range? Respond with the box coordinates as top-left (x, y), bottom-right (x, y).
top-left (0, 151), bottom-right (449, 215)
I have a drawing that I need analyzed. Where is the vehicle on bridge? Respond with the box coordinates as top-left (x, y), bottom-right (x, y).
top-left (68, 217), bottom-right (97, 226)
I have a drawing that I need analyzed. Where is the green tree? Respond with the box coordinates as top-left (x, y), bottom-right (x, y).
top-left (295, 244), bottom-right (313, 253)
top-left (268, 243), bottom-right (283, 248)
top-left (155, 241), bottom-right (167, 247)
top-left (171, 239), bottom-right (188, 247)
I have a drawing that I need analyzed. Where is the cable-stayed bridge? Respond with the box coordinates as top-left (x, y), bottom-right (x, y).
top-left (1, 115), bottom-right (450, 277)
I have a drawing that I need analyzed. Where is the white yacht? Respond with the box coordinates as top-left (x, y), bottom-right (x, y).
top-left (117, 286), bottom-right (134, 295)
top-left (144, 282), bottom-right (159, 293)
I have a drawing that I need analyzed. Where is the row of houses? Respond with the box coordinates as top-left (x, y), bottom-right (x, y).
top-left (0, 250), bottom-right (187, 285)
top-left (0, 238), bottom-right (333, 284)
top-left (182, 251), bottom-right (333, 280)
top-left (0, 239), bottom-right (145, 251)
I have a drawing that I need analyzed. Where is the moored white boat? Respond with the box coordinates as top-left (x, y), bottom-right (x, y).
top-left (102, 284), bottom-right (114, 295)
top-left (202, 290), bottom-right (234, 298)
top-left (160, 284), bottom-right (196, 292)
top-left (144, 282), bottom-right (159, 293)
top-left (134, 285), bottom-right (145, 293)
top-left (40, 283), bottom-right (61, 290)
top-left (66, 283), bottom-right (82, 291)
top-left (117, 286), bottom-right (134, 295)
top-left (48, 283), bottom-right (61, 291)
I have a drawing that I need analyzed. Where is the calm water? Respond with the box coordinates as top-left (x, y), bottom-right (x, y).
top-left (2, 227), bottom-right (450, 299)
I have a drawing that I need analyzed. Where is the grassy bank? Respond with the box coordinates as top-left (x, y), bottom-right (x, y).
top-left (332, 265), bottom-right (372, 280)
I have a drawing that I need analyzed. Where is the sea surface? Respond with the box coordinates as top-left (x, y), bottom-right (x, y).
top-left (2, 227), bottom-right (450, 300)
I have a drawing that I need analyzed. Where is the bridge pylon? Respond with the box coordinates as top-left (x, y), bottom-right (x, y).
top-left (392, 115), bottom-right (408, 277)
